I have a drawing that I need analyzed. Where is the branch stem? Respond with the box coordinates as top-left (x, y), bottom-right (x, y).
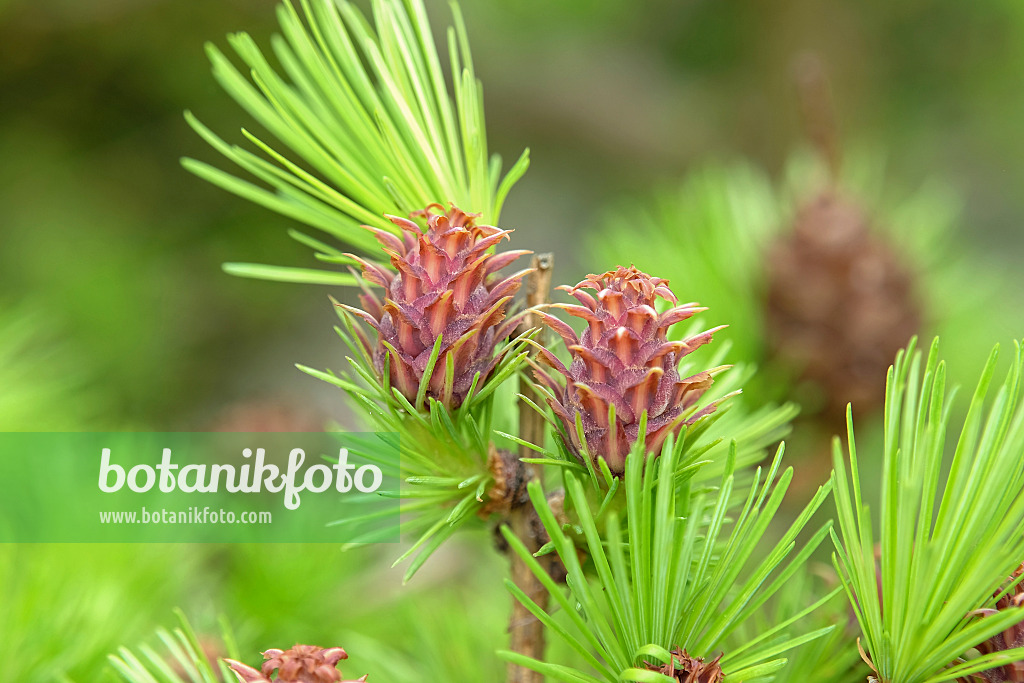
top-left (507, 253), bottom-right (554, 683)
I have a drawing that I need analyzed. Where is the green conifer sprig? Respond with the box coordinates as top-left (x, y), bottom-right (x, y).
top-left (732, 566), bottom-right (869, 683)
top-left (831, 338), bottom-right (1024, 683)
top-left (184, 0), bottom-right (529, 285)
top-left (109, 610), bottom-right (239, 683)
top-left (499, 437), bottom-right (834, 683)
top-left (300, 304), bottom-right (533, 580)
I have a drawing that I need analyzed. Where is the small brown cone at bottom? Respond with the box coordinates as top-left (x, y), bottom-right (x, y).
top-left (643, 648), bottom-right (724, 683)
top-left (225, 644), bottom-right (368, 683)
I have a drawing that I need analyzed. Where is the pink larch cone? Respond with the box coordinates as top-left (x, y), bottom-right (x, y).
top-left (531, 265), bottom-right (724, 474)
top-left (339, 203), bottom-right (532, 409)
top-left (225, 644), bottom-right (367, 683)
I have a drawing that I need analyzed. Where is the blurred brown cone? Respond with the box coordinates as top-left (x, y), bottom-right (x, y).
top-left (765, 190), bottom-right (921, 420)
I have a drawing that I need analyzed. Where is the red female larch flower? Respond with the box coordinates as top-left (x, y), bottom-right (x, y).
top-left (532, 265), bottom-right (723, 474)
top-left (340, 204), bottom-right (531, 409)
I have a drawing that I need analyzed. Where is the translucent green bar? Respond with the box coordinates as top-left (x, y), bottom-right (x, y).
top-left (0, 432), bottom-right (400, 543)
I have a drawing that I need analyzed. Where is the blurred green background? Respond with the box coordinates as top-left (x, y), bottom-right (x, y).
top-left (1, 0), bottom-right (1022, 680)
top-left (3, 0), bottom-right (1023, 429)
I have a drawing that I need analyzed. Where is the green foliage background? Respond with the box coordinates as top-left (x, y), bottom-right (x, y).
top-left (1, 0), bottom-right (1022, 680)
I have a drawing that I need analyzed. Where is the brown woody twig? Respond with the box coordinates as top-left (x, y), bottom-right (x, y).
top-left (506, 253), bottom-right (554, 683)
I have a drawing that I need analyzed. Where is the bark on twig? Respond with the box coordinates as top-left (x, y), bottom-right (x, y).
top-left (507, 253), bottom-right (554, 683)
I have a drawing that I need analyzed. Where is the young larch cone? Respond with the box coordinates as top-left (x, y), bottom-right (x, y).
top-left (643, 648), bottom-right (725, 683)
top-left (225, 644), bottom-right (367, 683)
top-left (340, 203), bottom-right (532, 409)
top-left (532, 265), bottom-right (723, 474)
top-left (968, 563), bottom-right (1024, 683)
top-left (765, 190), bottom-right (920, 419)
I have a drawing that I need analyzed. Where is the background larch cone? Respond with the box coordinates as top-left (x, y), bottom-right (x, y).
top-left (643, 648), bottom-right (725, 683)
top-left (533, 265), bottom-right (723, 474)
top-left (967, 563), bottom-right (1024, 683)
top-left (341, 203), bottom-right (532, 409)
top-left (225, 644), bottom-right (367, 683)
top-left (765, 190), bottom-right (921, 420)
